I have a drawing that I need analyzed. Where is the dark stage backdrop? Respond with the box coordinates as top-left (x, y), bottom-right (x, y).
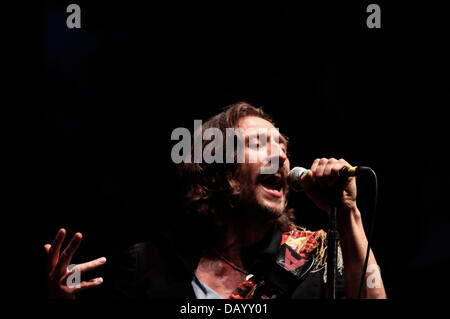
top-left (37, 0), bottom-right (449, 299)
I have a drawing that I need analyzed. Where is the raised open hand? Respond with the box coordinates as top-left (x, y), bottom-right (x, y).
top-left (44, 228), bottom-right (106, 299)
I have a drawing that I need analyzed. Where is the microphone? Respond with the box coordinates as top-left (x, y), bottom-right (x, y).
top-left (287, 167), bottom-right (308, 192)
top-left (287, 166), bottom-right (371, 192)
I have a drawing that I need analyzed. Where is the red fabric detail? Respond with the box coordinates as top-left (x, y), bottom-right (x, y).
top-left (284, 247), bottom-right (306, 270)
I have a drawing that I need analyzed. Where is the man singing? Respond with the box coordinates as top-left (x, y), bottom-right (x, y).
top-left (44, 102), bottom-right (386, 299)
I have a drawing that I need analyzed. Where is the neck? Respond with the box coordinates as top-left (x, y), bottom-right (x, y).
top-left (215, 219), bottom-right (274, 262)
top-left (195, 218), bottom-right (275, 298)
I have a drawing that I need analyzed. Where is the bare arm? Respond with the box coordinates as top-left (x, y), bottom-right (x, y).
top-left (299, 157), bottom-right (386, 299)
top-left (338, 206), bottom-right (386, 298)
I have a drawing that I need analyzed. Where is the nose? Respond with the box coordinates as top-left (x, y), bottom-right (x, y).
top-left (269, 139), bottom-right (287, 166)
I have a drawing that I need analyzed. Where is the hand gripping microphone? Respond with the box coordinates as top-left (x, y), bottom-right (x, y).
top-left (287, 164), bottom-right (377, 299)
top-left (287, 166), bottom-right (371, 192)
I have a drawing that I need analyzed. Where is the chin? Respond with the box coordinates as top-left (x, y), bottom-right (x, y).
top-left (256, 197), bottom-right (286, 219)
top-left (236, 185), bottom-right (287, 223)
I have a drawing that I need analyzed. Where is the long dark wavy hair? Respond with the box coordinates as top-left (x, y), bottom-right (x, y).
top-left (176, 102), bottom-right (296, 251)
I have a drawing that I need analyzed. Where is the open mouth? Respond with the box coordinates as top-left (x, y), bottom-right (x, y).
top-left (257, 173), bottom-right (285, 198)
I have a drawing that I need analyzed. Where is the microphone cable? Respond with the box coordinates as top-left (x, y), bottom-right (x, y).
top-left (357, 167), bottom-right (379, 299)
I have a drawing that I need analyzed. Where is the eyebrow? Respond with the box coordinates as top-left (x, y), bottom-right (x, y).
top-left (246, 130), bottom-right (288, 146)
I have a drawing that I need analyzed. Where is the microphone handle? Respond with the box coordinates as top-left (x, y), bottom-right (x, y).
top-left (339, 166), bottom-right (371, 177)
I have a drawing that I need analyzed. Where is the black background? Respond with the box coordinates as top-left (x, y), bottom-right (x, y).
top-left (37, 0), bottom-right (449, 300)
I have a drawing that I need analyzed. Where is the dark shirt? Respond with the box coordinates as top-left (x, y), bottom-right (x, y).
top-left (109, 225), bottom-right (345, 299)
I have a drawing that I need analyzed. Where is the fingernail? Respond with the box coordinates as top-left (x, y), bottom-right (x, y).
top-left (97, 277), bottom-right (103, 283)
top-left (99, 257), bottom-right (107, 264)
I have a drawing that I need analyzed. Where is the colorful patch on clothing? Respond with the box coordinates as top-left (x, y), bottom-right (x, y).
top-left (228, 227), bottom-right (343, 299)
top-left (228, 275), bottom-right (277, 299)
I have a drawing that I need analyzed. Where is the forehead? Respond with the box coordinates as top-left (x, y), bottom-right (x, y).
top-left (237, 116), bottom-right (287, 144)
top-left (237, 116), bottom-right (276, 130)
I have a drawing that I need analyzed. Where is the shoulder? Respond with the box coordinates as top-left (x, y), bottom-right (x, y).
top-left (110, 237), bottom-right (193, 298)
top-left (109, 239), bottom-right (165, 298)
top-left (126, 241), bottom-right (164, 272)
top-left (116, 237), bottom-right (199, 298)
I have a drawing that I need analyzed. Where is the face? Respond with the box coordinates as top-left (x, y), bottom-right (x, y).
top-left (235, 116), bottom-right (290, 222)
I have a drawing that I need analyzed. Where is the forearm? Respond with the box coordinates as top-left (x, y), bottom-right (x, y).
top-left (338, 206), bottom-right (386, 299)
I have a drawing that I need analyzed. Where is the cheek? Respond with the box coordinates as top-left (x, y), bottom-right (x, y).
top-left (239, 163), bottom-right (259, 186)
top-left (285, 159), bottom-right (290, 172)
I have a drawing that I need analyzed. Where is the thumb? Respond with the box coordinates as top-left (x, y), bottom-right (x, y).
top-left (299, 169), bottom-right (315, 192)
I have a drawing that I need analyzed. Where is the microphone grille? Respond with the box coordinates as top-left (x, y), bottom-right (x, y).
top-left (287, 167), bottom-right (308, 192)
